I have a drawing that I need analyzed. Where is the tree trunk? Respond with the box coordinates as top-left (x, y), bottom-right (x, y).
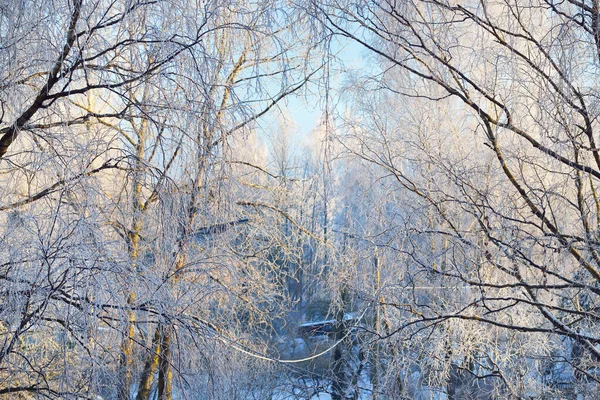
top-left (118, 293), bottom-right (136, 400)
top-left (371, 256), bottom-right (381, 400)
top-left (136, 326), bottom-right (162, 400)
top-left (158, 325), bottom-right (173, 400)
top-left (331, 288), bottom-right (349, 400)
top-left (118, 110), bottom-right (145, 400)
top-left (331, 344), bottom-right (345, 400)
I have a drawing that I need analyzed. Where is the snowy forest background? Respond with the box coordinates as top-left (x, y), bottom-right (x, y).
top-left (2, 0), bottom-right (600, 398)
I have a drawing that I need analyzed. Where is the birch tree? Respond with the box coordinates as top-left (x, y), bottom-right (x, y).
top-left (0, 0), bottom-right (320, 398)
top-left (311, 0), bottom-right (600, 396)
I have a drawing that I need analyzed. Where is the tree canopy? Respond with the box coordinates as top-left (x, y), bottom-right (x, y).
top-left (2, 0), bottom-right (600, 398)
